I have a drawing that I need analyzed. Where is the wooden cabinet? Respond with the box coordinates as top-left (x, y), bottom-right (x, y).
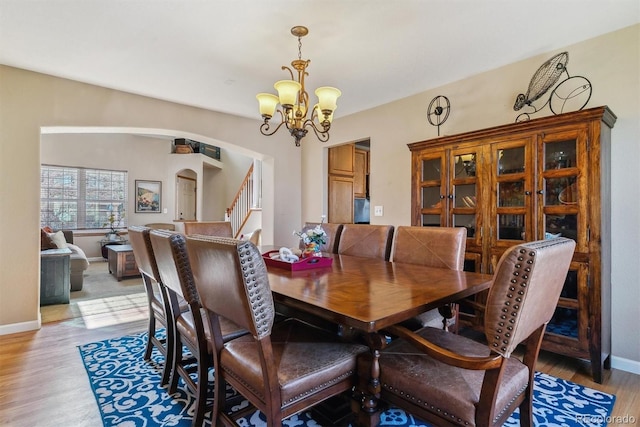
top-left (328, 144), bottom-right (355, 223)
top-left (354, 148), bottom-right (369, 198)
top-left (328, 144), bottom-right (355, 176)
top-left (408, 106), bottom-right (616, 383)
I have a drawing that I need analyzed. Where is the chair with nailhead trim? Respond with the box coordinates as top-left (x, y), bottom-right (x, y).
top-left (356, 237), bottom-right (575, 427)
top-left (149, 230), bottom-right (247, 427)
top-left (184, 235), bottom-right (369, 427)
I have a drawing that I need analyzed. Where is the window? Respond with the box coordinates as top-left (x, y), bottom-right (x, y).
top-left (40, 165), bottom-right (127, 230)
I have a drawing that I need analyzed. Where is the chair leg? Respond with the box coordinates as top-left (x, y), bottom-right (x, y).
top-left (518, 387), bottom-right (534, 427)
top-left (168, 334), bottom-right (182, 394)
top-left (160, 321), bottom-right (173, 386)
top-left (144, 315), bottom-right (156, 361)
top-left (192, 353), bottom-right (210, 427)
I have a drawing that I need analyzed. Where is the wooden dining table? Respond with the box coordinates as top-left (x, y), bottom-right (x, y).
top-left (261, 248), bottom-right (493, 426)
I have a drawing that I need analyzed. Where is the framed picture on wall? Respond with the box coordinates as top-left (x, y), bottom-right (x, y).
top-left (135, 180), bottom-right (162, 213)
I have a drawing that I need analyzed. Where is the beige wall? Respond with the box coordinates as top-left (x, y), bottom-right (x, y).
top-left (302, 24), bottom-right (640, 369)
top-left (0, 66), bottom-right (303, 333)
top-left (1, 24), bottom-right (638, 371)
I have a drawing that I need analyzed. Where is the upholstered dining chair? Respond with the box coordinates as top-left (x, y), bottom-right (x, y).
top-left (149, 229), bottom-right (246, 427)
top-left (298, 222), bottom-right (344, 253)
top-left (128, 225), bottom-right (175, 386)
top-left (337, 224), bottom-right (394, 260)
top-left (183, 220), bottom-right (233, 237)
top-left (185, 235), bottom-right (369, 427)
top-left (392, 226), bottom-right (467, 331)
top-left (356, 237), bottom-right (575, 427)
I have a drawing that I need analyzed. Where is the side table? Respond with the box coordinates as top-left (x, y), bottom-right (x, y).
top-left (107, 244), bottom-right (140, 281)
top-left (100, 237), bottom-right (129, 259)
top-left (40, 248), bottom-right (72, 305)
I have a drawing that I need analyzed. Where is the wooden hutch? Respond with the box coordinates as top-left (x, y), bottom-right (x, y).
top-left (408, 106), bottom-right (616, 383)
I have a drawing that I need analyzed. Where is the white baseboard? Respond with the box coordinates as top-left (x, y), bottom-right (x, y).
top-left (611, 355), bottom-right (640, 375)
top-left (88, 257), bottom-right (107, 262)
top-left (0, 318), bottom-right (41, 336)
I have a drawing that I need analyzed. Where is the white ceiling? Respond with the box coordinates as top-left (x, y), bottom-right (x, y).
top-left (1, 0), bottom-right (638, 120)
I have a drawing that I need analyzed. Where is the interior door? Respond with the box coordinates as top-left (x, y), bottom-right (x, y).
top-left (176, 176), bottom-right (196, 220)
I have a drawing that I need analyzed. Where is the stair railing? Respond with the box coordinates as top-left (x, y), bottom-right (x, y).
top-left (226, 164), bottom-right (254, 238)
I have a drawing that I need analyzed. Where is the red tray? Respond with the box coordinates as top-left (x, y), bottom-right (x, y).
top-left (262, 250), bottom-right (333, 271)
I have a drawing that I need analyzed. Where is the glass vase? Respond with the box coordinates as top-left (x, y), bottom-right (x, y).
top-left (302, 242), bottom-right (322, 258)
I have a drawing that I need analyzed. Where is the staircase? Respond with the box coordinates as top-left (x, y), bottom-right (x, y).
top-left (225, 162), bottom-right (261, 238)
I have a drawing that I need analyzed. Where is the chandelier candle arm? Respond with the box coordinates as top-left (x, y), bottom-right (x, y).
top-left (256, 25), bottom-right (340, 146)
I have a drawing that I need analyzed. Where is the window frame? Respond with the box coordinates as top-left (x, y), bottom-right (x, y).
top-left (40, 165), bottom-right (128, 231)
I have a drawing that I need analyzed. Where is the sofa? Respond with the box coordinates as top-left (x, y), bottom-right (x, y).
top-left (40, 229), bottom-right (90, 291)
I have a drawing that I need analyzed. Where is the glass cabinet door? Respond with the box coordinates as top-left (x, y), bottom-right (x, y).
top-left (449, 148), bottom-right (480, 239)
top-left (417, 151), bottom-right (447, 226)
top-left (538, 128), bottom-right (587, 251)
top-left (490, 138), bottom-right (533, 247)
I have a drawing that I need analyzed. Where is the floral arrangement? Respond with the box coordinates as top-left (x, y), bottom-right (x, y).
top-left (294, 224), bottom-right (328, 246)
top-left (293, 216), bottom-right (328, 256)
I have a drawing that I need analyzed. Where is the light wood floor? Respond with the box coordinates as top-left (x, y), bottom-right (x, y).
top-left (1, 316), bottom-right (638, 427)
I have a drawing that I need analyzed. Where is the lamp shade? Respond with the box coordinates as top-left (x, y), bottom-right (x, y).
top-left (315, 86), bottom-right (341, 112)
top-left (256, 93), bottom-right (279, 118)
top-left (274, 80), bottom-right (302, 106)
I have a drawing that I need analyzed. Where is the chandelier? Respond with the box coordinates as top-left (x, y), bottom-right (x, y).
top-left (256, 26), bottom-right (341, 147)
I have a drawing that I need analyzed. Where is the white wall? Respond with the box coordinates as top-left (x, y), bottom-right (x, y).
top-left (302, 24), bottom-right (640, 369)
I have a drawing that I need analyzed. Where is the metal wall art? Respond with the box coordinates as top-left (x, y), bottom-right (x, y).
top-left (513, 52), bottom-right (592, 122)
top-left (426, 95), bottom-right (451, 136)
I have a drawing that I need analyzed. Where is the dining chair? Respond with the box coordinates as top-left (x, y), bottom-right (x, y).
top-left (183, 220), bottom-right (233, 237)
top-left (127, 225), bottom-right (175, 386)
top-left (356, 237), bottom-right (576, 427)
top-left (149, 229), bottom-right (247, 427)
top-left (298, 222), bottom-right (343, 253)
top-left (144, 222), bottom-right (176, 231)
top-left (337, 224), bottom-right (394, 260)
top-left (245, 228), bottom-right (261, 245)
top-left (184, 235), bottom-right (369, 427)
top-left (391, 226), bottom-right (467, 331)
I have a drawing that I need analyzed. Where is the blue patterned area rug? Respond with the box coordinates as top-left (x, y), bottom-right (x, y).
top-left (78, 330), bottom-right (615, 427)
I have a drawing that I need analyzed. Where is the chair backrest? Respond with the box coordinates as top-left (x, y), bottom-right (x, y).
top-left (128, 225), bottom-right (161, 281)
top-left (337, 224), bottom-right (394, 260)
top-left (392, 226), bottom-right (467, 270)
top-left (247, 228), bottom-right (261, 245)
top-left (149, 229), bottom-right (200, 305)
top-left (484, 237), bottom-right (575, 357)
top-left (145, 222), bottom-right (176, 231)
top-left (183, 221), bottom-right (233, 238)
top-left (186, 235), bottom-right (274, 339)
top-left (299, 222), bottom-right (343, 253)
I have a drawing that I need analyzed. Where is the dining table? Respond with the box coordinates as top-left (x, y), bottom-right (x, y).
top-left (260, 247), bottom-right (493, 426)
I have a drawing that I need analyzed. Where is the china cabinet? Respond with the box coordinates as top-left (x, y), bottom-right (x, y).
top-left (408, 106), bottom-right (616, 383)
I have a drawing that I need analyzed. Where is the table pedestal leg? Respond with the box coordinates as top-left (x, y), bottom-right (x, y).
top-left (352, 333), bottom-right (387, 426)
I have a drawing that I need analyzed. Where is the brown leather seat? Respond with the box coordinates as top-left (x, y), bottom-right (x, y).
top-left (149, 230), bottom-right (246, 427)
top-left (298, 222), bottom-right (343, 253)
top-left (127, 225), bottom-right (175, 386)
top-left (392, 226), bottom-right (467, 330)
top-left (356, 237), bottom-right (576, 427)
top-left (183, 221), bottom-right (233, 237)
top-left (337, 224), bottom-right (394, 260)
top-left (185, 235), bottom-right (368, 427)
